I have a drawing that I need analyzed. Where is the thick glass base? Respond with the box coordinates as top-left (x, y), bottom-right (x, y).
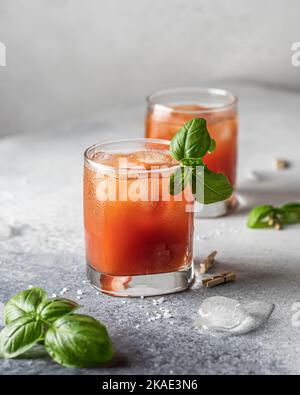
top-left (87, 263), bottom-right (194, 297)
top-left (194, 193), bottom-right (238, 218)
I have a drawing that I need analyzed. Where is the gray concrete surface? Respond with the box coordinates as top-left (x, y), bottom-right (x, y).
top-left (0, 84), bottom-right (300, 375)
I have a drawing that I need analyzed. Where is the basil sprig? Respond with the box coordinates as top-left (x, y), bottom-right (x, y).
top-left (247, 202), bottom-right (300, 229)
top-left (45, 315), bottom-right (113, 368)
top-left (169, 118), bottom-right (233, 204)
top-left (0, 287), bottom-right (113, 368)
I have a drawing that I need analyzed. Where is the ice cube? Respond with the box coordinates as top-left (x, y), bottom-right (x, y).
top-left (196, 296), bottom-right (274, 336)
top-left (129, 150), bottom-right (172, 168)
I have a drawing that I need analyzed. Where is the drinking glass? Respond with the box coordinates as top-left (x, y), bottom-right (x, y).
top-left (145, 87), bottom-right (238, 217)
top-left (84, 139), bottom-right (194, 297)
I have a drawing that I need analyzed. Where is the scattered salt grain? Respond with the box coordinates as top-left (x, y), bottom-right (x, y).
top-left (163, 311), bottom-right (173, 319)
top-left (51, 293), bottom-right (57, 298)
top-left (155, 314), bottom-right (162, 319)
top-left (153, 297), bottom-right (165, 305)
top-left (140, 296), bottom-right (145, 299)
top-left (60, 287), bottom-right (69, 295)
top-left (76, 289), bottom-right (83, 295)
top-left (28, 285), bottom-right (34, 289)
top-left (76, 296), bottom-right (82, 300)
top-left (135, 324), bottom-right (140, 329)
top-left (82, 280), bottom-right (87, 284)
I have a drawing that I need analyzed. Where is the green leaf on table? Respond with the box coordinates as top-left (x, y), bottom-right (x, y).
top-left (192, 166), bottom-right (233, 205)
top-left (170, 118), bottom-right (212, 161)
top-left (45, 314), bottom-right (113, 368)
top-left (0, 316), bottom-right (44, 359)
top-left (37, 298), bottom-right (80, 324)
top-left (281, 202), bottom-right (300, 213)
top-left (280, 203), bottom-right (300, 224)
top-left (4, 287), bottom-right (47, 325)
top-left (247, 205), bottom-right (275, 228)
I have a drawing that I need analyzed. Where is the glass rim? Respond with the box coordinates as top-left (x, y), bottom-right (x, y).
top-left (146, 87), bottom-right (238, 114)
top-left (84, 138), bottom-right (180, 174)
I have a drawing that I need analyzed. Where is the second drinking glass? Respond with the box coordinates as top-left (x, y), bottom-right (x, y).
top-left (145, 87), bottom-right (238, 217)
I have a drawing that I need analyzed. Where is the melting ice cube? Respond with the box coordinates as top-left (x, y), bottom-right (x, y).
top-left (196, 296), bottom-right (274, 336)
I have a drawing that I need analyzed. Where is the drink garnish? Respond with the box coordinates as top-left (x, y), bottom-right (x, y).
top-left (169, 118), bottom-right (233, 204)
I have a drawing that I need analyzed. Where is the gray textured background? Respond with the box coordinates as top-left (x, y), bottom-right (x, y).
top-left (0, 0), bottom-right (300, 136)
top-left (1, 1), bottom-right (300, 375)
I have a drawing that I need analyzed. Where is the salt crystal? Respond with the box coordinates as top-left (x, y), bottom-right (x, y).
top-left (155, 314), bottom-right (161, 319)
top-left (135, 324), bottom-right (140, 329)
top-left (51, 293), bottom-right (57, 298)
top-left (76, 289), bottom-right (83, 295)
top-left (76, 296), bottom-right (82, 300)
top-left (28, 285), bottom-right (34, 289)
top-left (140, 296), bottom-right (144, 299)
top-left (163, 311), bottom-right (172, 319)
top-left (153, 297), bottom-right (165, 305)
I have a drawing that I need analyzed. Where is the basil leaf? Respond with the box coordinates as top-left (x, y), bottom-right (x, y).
top-left (280, 203), bottom-right (300, 224)
top-left (181, 157), bottom-right (204, 167)
top-left (170, 118), bottom-right (212, 161)
top-left (37, 298), bottom-right (80, 323)
top-left (208, 138), bottom-right (216, 153)
top-left (192, 166), bottom-right (233, 204)
top-left (247, 205), bottom-right (275, 228)
top-left (0, 316), bottom-right (44, 358)
top-left (281, 202), bottom-right (300, 212)
top-left (45, 314), bottom-right (113, 368)
top-left (169, 166), bottom-right (192, 196)
top-left (4, 287), bottom-right (47, 325)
